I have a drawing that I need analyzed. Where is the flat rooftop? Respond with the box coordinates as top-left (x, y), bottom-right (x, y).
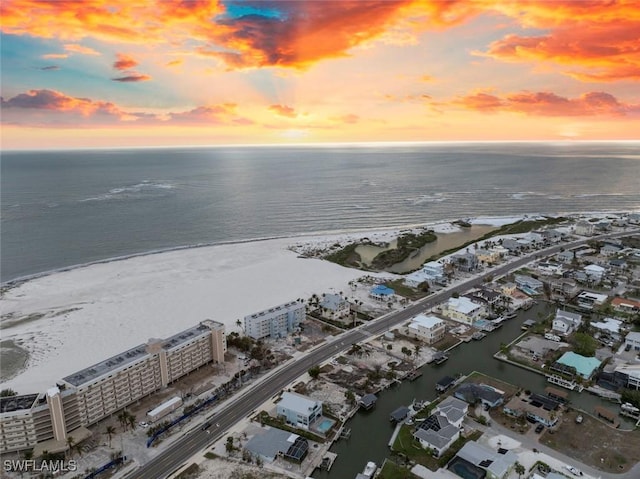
top-left (62, 343), bottom-right (149, 387)
top-left (246, 300), bottom-right (303, 320)
top-left (61, 320), bottom-right (221, 387)
top-left (0, 394), bottom-right (39, 413)
top-left (163, 322), bottom-right (212, 351)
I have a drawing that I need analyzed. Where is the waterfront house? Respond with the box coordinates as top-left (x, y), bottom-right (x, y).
top-left (436, 396), bottom-right (468, 427)
top-left (503, 393), bottom-right (560, 427)
top-left (475, 248), bottom-right (500, 265)
top-left (501, 238), bottom-right (522, 253)
top-left (612, 297), bottom-right (640, 313)
top-left (556, 351), bottom-right (601, 379)
top-left (403, 314), bottom-right (446, 345)
top-left (454, 383), bottom-right (504, 408)
top-left (441, 297), bottom-right (486, 325)
top-left (405, 261), bottom-right (446, 287)
top-left (514, 274), bottom-right (543, 295)
top-left (319, 293), bottom-right (350, 320)
top-left (575, 221), bottom-right (595, 236)
top-left (413, 414), bottom-right (460, 458)
top-left (552, 309), bottom-right (582, 336)
top-left (625, 331), bottom-right (640, 352)
top-left (452, 440), bottom-right (517, 479)
top-left (413, 396), bottom-right (468, 457)
top-left (276, 392), bottom-right (322, 430)
top-left (541, 229), bottom-right (563, 243)
top-left (369, 284), bottom-right (395, 302)
top-left (245, 301), bottom-right (305, 340)
top-left (452, 252), bottom-right (478, 272)
top-left (613, 364), bottom-right (640, 390)
top-left (244, 427), bottom-right (309, 463)
top-left (467, 287), bottom-right (502, 307)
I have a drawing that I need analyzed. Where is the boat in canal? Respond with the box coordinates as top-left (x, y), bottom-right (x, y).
top-left (355, 461), bottom-right (377, 478)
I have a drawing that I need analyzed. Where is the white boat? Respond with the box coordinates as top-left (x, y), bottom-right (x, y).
top-left (362, 461), bottom-right (377, 477)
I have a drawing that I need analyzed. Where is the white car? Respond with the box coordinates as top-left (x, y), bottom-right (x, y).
top-left (565, 465), bottom-right (583, 476)
top-left (139, 421), bottom-right (149, 428)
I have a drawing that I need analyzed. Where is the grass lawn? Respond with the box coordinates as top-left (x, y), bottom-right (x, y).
top-left (392, 423), bottom-right (482, 472)
top-left (378, 460), bottom-right (417, 479)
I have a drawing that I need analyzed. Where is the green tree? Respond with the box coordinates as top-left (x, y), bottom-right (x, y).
top-left (308, 365), bottom-right (321, 379)
top-left (514, 462), bottom-right (526, 478)
top-left (0, 389), bottom-right (17, 397)
top-left (573, 332), bottom-right (597, 357)
top-left (225, 436), bottom-right (235, 455)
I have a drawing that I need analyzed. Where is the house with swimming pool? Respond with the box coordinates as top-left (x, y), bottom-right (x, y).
top-left (276, 392), bottom-right (334, 435)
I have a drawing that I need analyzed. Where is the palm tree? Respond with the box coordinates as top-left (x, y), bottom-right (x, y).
top-left (66, 435), bottom-right (75, 459)
top-left (413, 344), bottom-right (422, 362)
top-left (127, 412), bottom-right (136, 431)
top-left (117, 411), bottom-right (128, 432)
top-left (105, 425), bottom-right (116, 448)
top-left (514, 462), bottom-right (525, 478)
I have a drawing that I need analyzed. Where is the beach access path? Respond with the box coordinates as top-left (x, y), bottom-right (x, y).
top-left (127, 228), bottom-right (639, 479)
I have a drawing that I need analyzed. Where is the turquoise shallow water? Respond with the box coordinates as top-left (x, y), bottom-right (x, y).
top-left (2, 142), bottom-right (639, 282)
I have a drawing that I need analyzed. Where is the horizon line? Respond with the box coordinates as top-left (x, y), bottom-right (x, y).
top-left (3, 138), bottom-right (640, 152)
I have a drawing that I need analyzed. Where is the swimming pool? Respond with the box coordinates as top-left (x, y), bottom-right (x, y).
top-left (315, 418), bottom-right (335, 433)
top-left (448, 457), bottom-right (486, 479)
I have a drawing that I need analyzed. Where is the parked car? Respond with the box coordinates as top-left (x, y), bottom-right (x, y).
top-left (566, 465), bottom-right (583, 476)
top-left (138, 421), bottom-right (149, 428)
top-left (535, 424), bottom-right (544, 433)
top-left (575, 415), bottom-right (583, 424)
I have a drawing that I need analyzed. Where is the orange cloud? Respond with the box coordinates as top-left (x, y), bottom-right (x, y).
top-left (0, 89), bottom-right (132, 124)
top-left (168, 104), bottom-right (253, 125)
top-left (455, 90), bottom-right (639, 117)
top-left (113, 53), bottom-right (138, 71)
top-left (112, 73), bottom-right (151, 82)
top-left (482, 1), bottom-right (640, 82)
top-left (268, 104), bottom-right (297, 118)
top-left (64, 43), bottom-right (100, 55)
top-left (1, 89), bottom-right (254, 127)
top-left (166, 59), bottom-right (183, 67)
top-left (332, 114), bottom-right (360, 124)
top-left (41, 53), bottom-right (69, 59)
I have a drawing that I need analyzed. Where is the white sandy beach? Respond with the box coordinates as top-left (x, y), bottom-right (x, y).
top-left (1, 236), bottom-right (389, 394)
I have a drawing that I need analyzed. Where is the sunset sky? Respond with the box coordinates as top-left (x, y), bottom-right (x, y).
top-left (1, 0), bottom-right (639, 149)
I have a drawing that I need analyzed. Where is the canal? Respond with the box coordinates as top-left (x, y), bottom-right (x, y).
top-left (312, 302), bottom-right (626, 478)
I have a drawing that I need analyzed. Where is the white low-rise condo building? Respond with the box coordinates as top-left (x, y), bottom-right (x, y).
top-left (244, 300), bottom-right (305, 340)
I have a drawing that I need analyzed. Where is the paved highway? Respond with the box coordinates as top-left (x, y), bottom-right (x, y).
top-left (130, 229), bottom-right (637, 479)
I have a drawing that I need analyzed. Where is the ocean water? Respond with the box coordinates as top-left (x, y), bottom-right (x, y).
top-left (1, 142), bottom-right (639, 282)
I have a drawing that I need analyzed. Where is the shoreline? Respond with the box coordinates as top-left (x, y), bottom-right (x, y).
top-left (2, 209), bottom-right (629, 288)
top-left (0, 209), bottom-right (633, 394)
